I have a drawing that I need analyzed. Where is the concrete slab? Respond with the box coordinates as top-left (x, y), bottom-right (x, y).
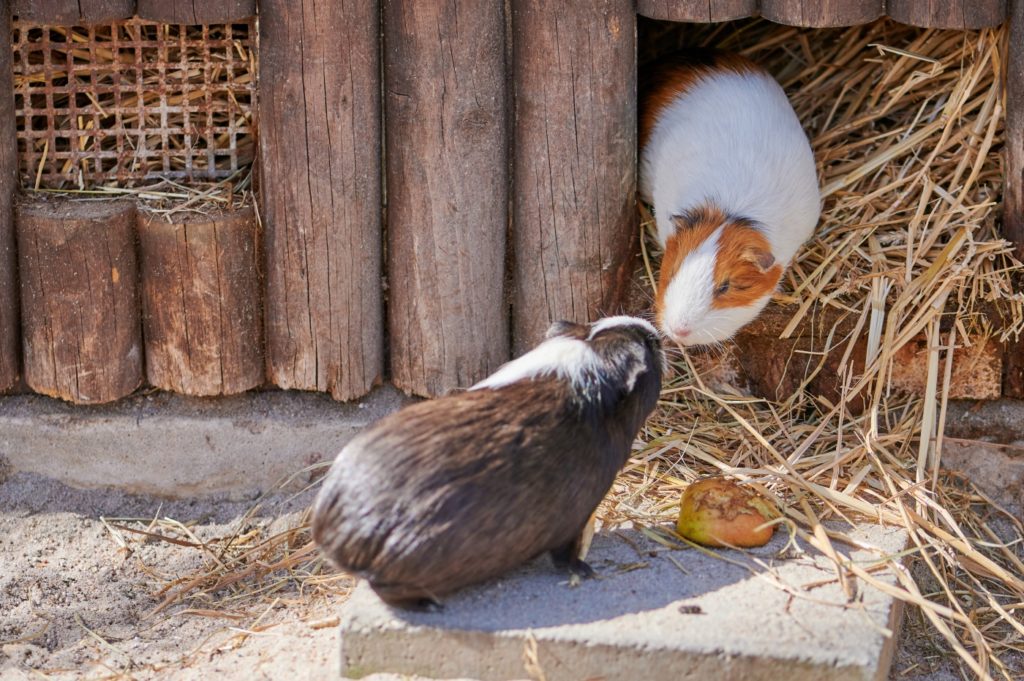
top-left (0, 387), bottom-right (411, 498)
top-left (339, 523), bottom-right (908, 681)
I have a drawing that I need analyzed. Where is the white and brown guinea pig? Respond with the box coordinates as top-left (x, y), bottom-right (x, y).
top-left (312, 316), bottom-right (663, 609)
top-left (639, 49), bottom-right (820, 346)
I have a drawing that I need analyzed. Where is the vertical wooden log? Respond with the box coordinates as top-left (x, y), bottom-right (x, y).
top-left (636, 1), bottom-right (756, 22)
top-left (511, 0), bottom-right (637, 353)
top-left (384, 0), bottom-right (509, 396)
top-left (0, 2), bottom-right (20, 393)
top-left (16, 199), bottom-right (141, 404)
top-left (11, 0), bottom-right (135, 24)
top-left (887, 0), bottom-right (1007, 29)
top-left (138, 208), bottom-right (263, 396)
top-left (1007, 0), bottom-right (1024, 263)
top-left (761, 0), bottom-right (883, 27)
top-left (136, 0), bottom-right (256, 23)
top-left (259, 0), bottom-right (383, 401)
top-left (1004, 0), bottom-right (1024, 398)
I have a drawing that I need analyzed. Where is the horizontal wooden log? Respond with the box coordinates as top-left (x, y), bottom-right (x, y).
top-left (138, 208), bottom-right (263, 396)
top-left (511, 0), bottom-right (638, 353)
top-left (0, 3), bottom-right (20, 393)
top-left (11, 0), bottom-right (134, 24)
top-left (16, 199), bottom-right (141, 404)
top-left (385, 0), bottom-right (509, 396)
top-left (136, 0), bottom-right (256, 23)
top-left (636, 0), bottom-right (756, 22)
top-left (259, 0), bottom-right (384, 401)
top-left (887, 0), bottom-right (1007, 28)
top-left (760, 0), bottom-right (883, 27)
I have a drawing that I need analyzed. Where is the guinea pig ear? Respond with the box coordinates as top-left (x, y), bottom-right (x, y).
top-left (545, 320), bottom-right (588, 340)
top-left (742, 247), bottom-right (776, 273)
top-left (670, 214), bottom-right (691, 232)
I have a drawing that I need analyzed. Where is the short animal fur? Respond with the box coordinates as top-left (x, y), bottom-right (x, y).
top-left (312, 317), bottom-right (663, 609)
top-left (639, 49), bottom-right (820, 346)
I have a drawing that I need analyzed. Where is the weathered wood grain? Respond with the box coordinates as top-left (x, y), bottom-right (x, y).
top-left (761, 0), bottom-right (883, 27)
top-left (16, 199), bottom-right (141, 404)
top-left (136, 0), bottom-right (256, 24)
top-left (11, 0), bottom-right (134, 24)
top-left (138, 208), bottom-right (262, 396)
top-left (511, 0), bottom-right (637, 354)
top-left (1006, 0), bottom-right (1024, 263)
top-left (384, 0), bottom-right (509, 396)
top-left (887, 0), bottom-right (1007, 28)
top-left (0, 2), bottom-right (20, 393)
top-left (259, 0), bottom-right (383, 401)
top-left (1003, 0), bottom-right (1024, 398)
top-left (636, 0), bottom-right (756, 22)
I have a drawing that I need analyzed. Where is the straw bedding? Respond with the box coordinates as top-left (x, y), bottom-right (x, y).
top-left (93, 17), bottom-right (1024, 680)
top-left (623, 17), bottom-right (1024, 679)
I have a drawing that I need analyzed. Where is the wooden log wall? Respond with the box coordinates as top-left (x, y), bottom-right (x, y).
top-left (138, 208), bottom-right (263, 396)
top-left (636, 1), bottom-right (757, 22)
top-left (136, 0), bottom-right (255, 23)
top-left (887, 0), bottom-right (1007, 28)
top-left (636, 1), bottom-right (1009, 27)
top-left (511, 0), bottom-right (638, 354)
top-left (258, 0), bottom-right (384, 401)
top-left (15, 200), bottom-right (142, 404)
top-left (1004, 0), bottom-right (1024, 398)
top-left (760, 1), bottom-right (883, 27)
top-left (11, 0), bottom-right (134, 23)
top-left (0, 0), bottom-right (1020, 402)
top-left (384, 0), bottom-right (509, 395)
top-left (0, 2), bottom-right (19, 393)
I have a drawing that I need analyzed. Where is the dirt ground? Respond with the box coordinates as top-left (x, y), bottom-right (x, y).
top-left (0, 471), bottom-right (985, 681)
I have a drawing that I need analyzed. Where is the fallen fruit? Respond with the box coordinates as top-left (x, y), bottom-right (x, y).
top-left (677, 477), bottom-right (777, 548)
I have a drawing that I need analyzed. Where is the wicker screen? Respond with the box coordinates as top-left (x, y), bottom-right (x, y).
top-left (11, 19), bottom-right (255, 189)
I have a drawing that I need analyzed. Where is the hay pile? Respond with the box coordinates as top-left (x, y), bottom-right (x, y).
top-left (623, 17), bottom-right (1024, 679)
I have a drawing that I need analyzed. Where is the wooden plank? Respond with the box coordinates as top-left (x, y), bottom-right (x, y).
top-left (1005, 339), bottom-right (1024, 398)
top-left (136, 0), bottom-right (255, 23)
top-left (887, 0), bottom-right (1007, 28)
top-left (1004, 0), bottom-right (1024, 398)
top-left (384, 0), bottom-right (509, 396)
top-left (259, 0), bottom-right (384, 401)
top-left (16, 199), bottom-right (141, 404)
top-left (761, 0), bottom-right (883, 27)
top-left (0, 3), bottom-right (19, 393)
top-left (11, 0), bottom-right (134, 24)
top-left (636, 0), bottom-right (756, 22)
top-left (511, 0), bottom-right (637, 353)
top-left (1006, 0), bottom-right (1024, 263)
top-left (138, 208), bottom-right (263, 396)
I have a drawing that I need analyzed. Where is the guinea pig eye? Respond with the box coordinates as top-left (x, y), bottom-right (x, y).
top-left (714, 281), bottom-right (730, 297)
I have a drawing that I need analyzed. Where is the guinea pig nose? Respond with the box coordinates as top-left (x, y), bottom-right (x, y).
top-left (671, 325), bottom-right (692, 339)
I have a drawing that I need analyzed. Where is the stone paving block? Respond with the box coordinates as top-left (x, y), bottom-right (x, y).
top-left (338, 523), bottom-right (908, 681)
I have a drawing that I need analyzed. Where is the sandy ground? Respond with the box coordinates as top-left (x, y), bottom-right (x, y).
top-left (0, 472), bottom-right (345, 681)
top-left (0, 472), bottom-right (993, 681)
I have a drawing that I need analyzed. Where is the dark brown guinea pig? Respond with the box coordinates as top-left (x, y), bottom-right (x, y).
top-left (312, 316), bottom-right (663, 609)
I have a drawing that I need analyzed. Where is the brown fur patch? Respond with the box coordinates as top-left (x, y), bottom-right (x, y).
top-left (639, 49), bottom-right (760, 150)
top-left (654, 206), bottom-right (727, 320)
top-left (711, 224), bottom-right (782, 309)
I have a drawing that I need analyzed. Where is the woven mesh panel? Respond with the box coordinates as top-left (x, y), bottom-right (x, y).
top-left (11, 19), bottom-right (255, 189)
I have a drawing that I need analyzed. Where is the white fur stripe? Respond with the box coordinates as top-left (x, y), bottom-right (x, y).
top-left (470, 337), bottom-right (599, 391)
top-left (587, 315), bottom-right (659, 340)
